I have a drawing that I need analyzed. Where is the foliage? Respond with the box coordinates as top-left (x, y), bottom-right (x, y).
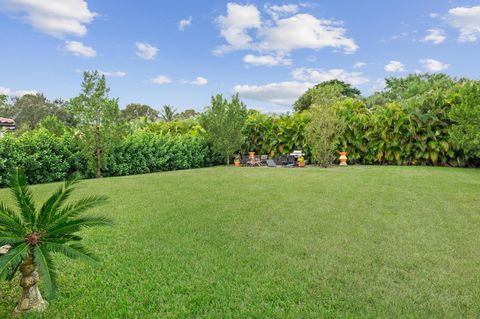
top-left (145, 118), bottom-right (204, 136)
top-left (160, 105), bottom-right (177, 122)
top-left (448, 80), bottom-right (480, 160)
top-left (121, 103), bottom-right (159, 122)
top-left (200, 94), bottom-right (247, 164)
top-left (0, 130), bottom-right (86, 186)
top-left (0, 94), bottom-right (71, 132)
top-left (242, 112), bottom-right (309, 159)
top-left (0, 168), bottom-right (112, 299)
top-left (104, 131), bottom-right (211, 176)
top-left (68, 71), bottom-right (125, 178)
top-left (305, 90), bottom-right (346, 167)
top-left (38, 115), bottom-right (69, 136)
top-left (294, 80), bottom-right (361, 112)
top-left (175, 109), bottom-right (199, 120)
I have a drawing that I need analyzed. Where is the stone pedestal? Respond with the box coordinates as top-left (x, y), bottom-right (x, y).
top-left (13, 258), bottom-right (48, 314)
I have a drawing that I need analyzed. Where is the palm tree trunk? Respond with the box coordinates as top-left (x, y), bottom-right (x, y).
top-left (14, 254), bottom-right (47, 314)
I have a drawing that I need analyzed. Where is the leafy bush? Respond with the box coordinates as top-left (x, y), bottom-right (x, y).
top-left (0, 130), bottom-right (86, 186)
top-left (104, 131), bottom-right (211, 177)
top-left (242, 111), bottom-right (309, 159)
top-left (448, 80), bottom-right (480, 161)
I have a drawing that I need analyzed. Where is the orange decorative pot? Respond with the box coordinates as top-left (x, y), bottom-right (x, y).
top-left (234, 161), bottom-right (240, 167)
top-left (339, 152), bottom-right (348, 166)
top-left (298, 162), bottom-right (305, 167)
top-left (248, 152), bottom-right (255, 160)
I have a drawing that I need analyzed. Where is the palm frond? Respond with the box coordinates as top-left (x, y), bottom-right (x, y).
top-left (0, 243), bottom-right (29, 280)
top-left (0, 202), bottom-right (26, 236)
top-left (48, 195), bottom-right (108, 228)
top-left (33, 246), bottom-right (57, 299)
top-left (44, 242), bottom-right (99, 263)
top-left (46, 216), bottom-right (113, 237)
top-left (43, 234), bottom-right (83, 244)
top-left (0, 231), bottom-right (25, 246)
top-left (9, 168), bottom-right (36, 227)
top-left (37, 174), bottom-right (81, 229)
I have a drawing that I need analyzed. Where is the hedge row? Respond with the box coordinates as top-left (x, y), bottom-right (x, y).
top-left (104, 131), bottom-right (211, 177)
top-left (0, 130), bottom-right (213, 186)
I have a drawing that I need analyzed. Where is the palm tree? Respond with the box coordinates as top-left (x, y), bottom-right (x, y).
top-left (0, 168), bottom-right (113, 314)
top-left (160, 104), bottom-right (177, 122)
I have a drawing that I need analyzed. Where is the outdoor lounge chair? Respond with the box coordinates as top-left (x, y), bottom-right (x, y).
top-left (266, 159), bottom-right (277, 167)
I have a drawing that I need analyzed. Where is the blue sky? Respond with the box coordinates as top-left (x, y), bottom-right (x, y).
top-left (1, 0), bottom-right (480, 112)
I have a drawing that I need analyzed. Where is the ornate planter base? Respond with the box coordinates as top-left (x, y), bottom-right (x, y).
top-left (14, 259), bottom-right (48, 315)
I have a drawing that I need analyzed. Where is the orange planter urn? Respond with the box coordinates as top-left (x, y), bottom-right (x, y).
top-left (339, 152), bottom-right (348, 166)
top-left (234, 161), bottom-right (240, 167)
top-left (248, 152), bottom-right (255, 160)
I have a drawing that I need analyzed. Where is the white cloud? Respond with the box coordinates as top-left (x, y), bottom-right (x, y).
top-left (353, 62), bottom-right (366, 69)
top-left (243, 54), bottom-right (292, 66)
top-left (0, 0), bottom-right (96, 38)
top-left (178, 16), bottom-right (192, 31)
top-left (429, 13), bottom-right (439, 18)
top-left (257, 14), bottom-right (358, 54)
top-left (420, 59), bottom-right (449, 72)
top-left (264, 4), bottom-right (298, 19)
top-left (233, 81), bottom-right (313, 106)
top-left (0, 86), bottom-right (36, 97)
top-left (64, 41), bottom-right (96, 57)
top-left (76, 69), bottom-right (126, 77)
top-left (214, 3), bottom-right (358, 56)
top-left (291, 68), bottom-right (369, 85)
top-left (214, 3), bottom-right (261, 54)
top-left (190, 77), bottom-right (208, 86)
top-left (150, 75), bottom-right (172, 84)
top-left (135, 42), bottom-right (158, 60)
top-left (384, 60), bottom-right (406, 72)
top-left (447, 6), bottom-right (480, 42)
top-left (422, 29), bottom-right (446, 44)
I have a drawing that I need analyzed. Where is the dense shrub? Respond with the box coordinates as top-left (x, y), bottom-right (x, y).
top-left (242, 112), bottom-right (310, 159)
top-left (448, 80), bottom-right (480, 161)
top-left (104, 131), bottom-right (211, 177)
top-left (0, 129), bottom-right (86, 186)
top-left (0, 129), bottom-right (213, 186)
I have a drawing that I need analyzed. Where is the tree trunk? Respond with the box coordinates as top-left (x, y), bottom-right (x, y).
top-left (95, 126), bottom-right (101, 178)
top-left (226, 154), bottom-right (230, 166)
top-left (14, 255), bottom-right (47, 314)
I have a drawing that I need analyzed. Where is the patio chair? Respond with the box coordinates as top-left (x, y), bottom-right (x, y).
top-left (261, 154), bottom-right (268, 165)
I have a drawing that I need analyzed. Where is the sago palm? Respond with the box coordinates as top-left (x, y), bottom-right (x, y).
top-left (0, 168), bottom-right (112, 314)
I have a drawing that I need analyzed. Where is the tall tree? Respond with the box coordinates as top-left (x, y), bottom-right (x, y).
top-left (305, 85), bottom-right (346, 167)
top-left (121, 103), bottom-right (159, 122)
top-left (68, 71), bottom-right (123, 178)
top-left (200, 94), bottom-right (247, 165)
top-left (0, 94), bottom-right (71, 131)
top-left (160, 105), bottom-right (177, 122)
top-left (294, 80), bottom-right (361, 112)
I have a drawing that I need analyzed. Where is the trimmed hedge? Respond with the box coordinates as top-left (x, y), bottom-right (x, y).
top-left (104, 131), bottom-right (211, 176)
top-left (0, 130), bottom-right (213, 186)
top-left (0, 129), bottom-right (86, 186)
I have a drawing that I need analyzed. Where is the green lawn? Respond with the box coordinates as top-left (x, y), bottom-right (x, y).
top-left (1, 166), bottom-right (479, 318)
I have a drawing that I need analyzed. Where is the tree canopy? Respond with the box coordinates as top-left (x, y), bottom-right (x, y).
top-left (68, 71), bottom-right (124, 178)
top-left (294, 80), bottom-right (361, 112)
top-left (121, 103), bottom-right (159, 122)
top-left (200, 94), bottom-right (247, 165)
